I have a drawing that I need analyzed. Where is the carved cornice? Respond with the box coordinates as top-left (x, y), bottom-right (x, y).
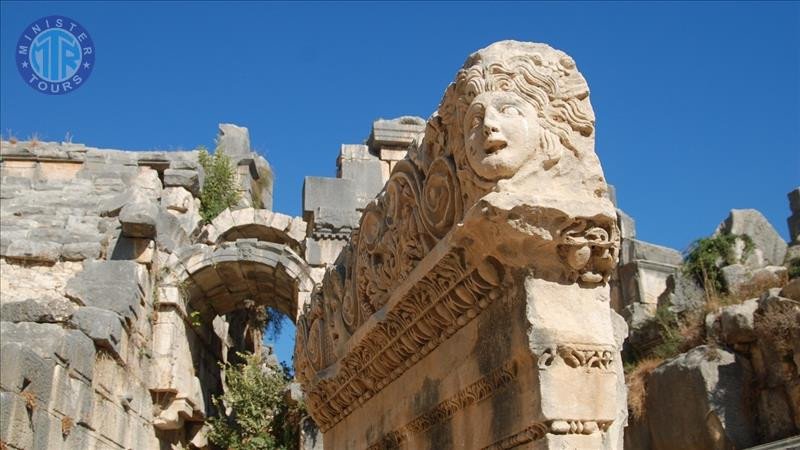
top-left (367, 360), bottom-right (519, 450)
top-left (297, 251), bottom-right (507, 431)
top-left (482, 419), bottom-right (613, 450)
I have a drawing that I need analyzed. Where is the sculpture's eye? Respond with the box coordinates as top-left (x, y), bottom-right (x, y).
top-left (501, 105), bottom-right (522, 116)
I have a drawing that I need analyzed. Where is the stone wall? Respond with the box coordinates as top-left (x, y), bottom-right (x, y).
top-left (0, 125), bottom-right (309, 450)
top-left (302, 116), bottom-right (425, 276)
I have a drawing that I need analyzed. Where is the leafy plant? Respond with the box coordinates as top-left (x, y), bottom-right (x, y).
top-left (207, 352), bottom-right (304, 450)
top-left (198, 146), bottom-right (240, 222)
top-left (788, 257), bottom-right (800, 279)
top-left (683, 233), bottom-right (754, 295)
top-left (189, 311), bottom-right (202, 328)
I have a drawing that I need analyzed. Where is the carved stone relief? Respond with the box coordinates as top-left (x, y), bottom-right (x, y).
top-left (295, 40), bottom-right (625, 449)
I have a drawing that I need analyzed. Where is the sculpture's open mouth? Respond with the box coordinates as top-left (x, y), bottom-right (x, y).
top-left (484, 138), bottom-right (507, 154)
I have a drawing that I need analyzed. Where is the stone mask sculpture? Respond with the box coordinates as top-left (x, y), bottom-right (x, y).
top-left (296, 41), bottom-right (626, 450)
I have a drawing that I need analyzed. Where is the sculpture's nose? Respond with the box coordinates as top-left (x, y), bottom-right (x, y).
top-left (483, 118), bottom-right (500, 137)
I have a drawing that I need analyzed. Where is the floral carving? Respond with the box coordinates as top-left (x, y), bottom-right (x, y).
top-left (294, 41), bottom-right (623, 444)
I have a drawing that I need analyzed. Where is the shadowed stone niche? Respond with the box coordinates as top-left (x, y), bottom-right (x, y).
top-left (294, 41), bottom-right (627, 449)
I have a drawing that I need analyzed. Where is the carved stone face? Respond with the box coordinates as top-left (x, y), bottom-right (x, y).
top-left (463, 90), bottom-right (542, 180)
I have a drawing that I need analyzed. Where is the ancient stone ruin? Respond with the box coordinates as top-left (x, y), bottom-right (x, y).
top-left (1, 40), bottom-right (799, 450)
top-left (295, 41), bottom-right (627, 449)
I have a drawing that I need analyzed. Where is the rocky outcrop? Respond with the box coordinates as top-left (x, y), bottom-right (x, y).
top-left (623, 196), bottom-right (799, 450)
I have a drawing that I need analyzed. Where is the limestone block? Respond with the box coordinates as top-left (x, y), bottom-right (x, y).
top-left (308, 207), bottom-right (360, 233)
top-left (716, 209), bottom-right (788, 266)
top-left (379, 148), bottom-right (407, 162)
top-left (119, 201), bottom-right (159, 238)
top-left (5, 239), bottom-right (61, 263)
top-left (163, 169), bottom-right (200, 196)
top-left (217, 123), bottom-right (251, 161)
top-left (0, 341), bottom-right (56, 398)
top-left (155, 208), bottom-right (192, 252)
top-left (658, 272), bottom-right (706, 314)
top-left (302, 176), bottom-right (357, 222)
top-left (339, 157), bottom-right (385, 207)
top-left (65, 260), bottom-right (144, 323)
top-left (132, 166), bottom-right (163, 199)
top-left (0, 321), bottom-right (95, 382)
top-left (617, 208), bottom-right (636, 239)
top-left (621, 239), bottom-right (682, 266)
top-left (645, 346), bottom-right (756, 450)
top-left (48, 364), bottom-right (93, 425)
top-left (98, 188), bottom-right (149, 217)
top-left (305, 238), bottom-right (348, 266)
top-left (723, 264), bottom-right (787, 296)
top-left (37, 161), bottom-right (82, 181)
top-left (231, 207), bottom-right (256, 227)
top-left (161, 186), bottom-right (193, 213)
top-left (71, 306), bottom-right (125, 357)
top-left (0, 391), bottom-right (34, 450)
top-left (718, 298), bottom-right (759, 346)
top-left (0, 229), bottom-right (27, 255)
top-left (367, 116), bottom-right (425, 149)
top-left (61, 242), bottom-right (102, 261)
top-left (0, 296), bottom-right (77, 323)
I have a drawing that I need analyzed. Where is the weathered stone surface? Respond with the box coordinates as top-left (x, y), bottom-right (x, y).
top-left (161, 186), bottom-right (193, 213)
top-left (119, 201), bottom-right (159, 238)
top-left (61, 241), bottom-right (102, 261)
top-left (302, 177), bottom-right (357, 230)
top-left (621, 239), bottom-right (682, 266)
top-left (0, 391), bottom-right (34, 450)
top-left (65, 260), bottom-right (143, 323)
top-left (99, 187), bottom-right (149, 217)
top-left (718, 298), bottom-right (759, 345)
top-left (366, 116), bottom-right (425, 149)
top-left (721, 263), bottom-right (751, 294)
top-left (658, 272), bottom-right (706, 314)
top-left (338, 144), bottom-right (385, 208)
top-left (217, 123), bottom-right (251, 161)
top-left (716, 209), bottom-right (788, 266)
top-left (645, 346), bottom-right (756, 450)
top-left (722, 263), bottom-right (788, 295)
top-left (296, 41), bottom-right (623, 449)
top-left (0, 296), bottom-right (77, 323)
top-left (4, 239), bottom-right (61, 263)
top-left (163, 168), bottom-right (200, 196)
top-left (132, 167), bottom-right (163, 199)
top-left (71, 306), bottom-right (125, 357)
top-left (0, 321), bottom-right (95, 381)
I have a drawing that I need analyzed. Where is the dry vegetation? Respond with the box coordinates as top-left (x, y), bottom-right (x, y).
top-left (626, 357), bottom-right (664, 420)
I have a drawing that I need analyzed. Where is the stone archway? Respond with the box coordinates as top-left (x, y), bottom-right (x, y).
top-left (206, 207), bottom-right (307, 254)
top-left (149, 225), bottom-right (313, 445)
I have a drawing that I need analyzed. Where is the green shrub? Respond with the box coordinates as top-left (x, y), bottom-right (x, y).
top-left (198, 146), bottom-right (240, 222)
top-left (683, 233), bottom-right (754, 294)
top-left (788, 257), bottom-right (800, 279)
top-left (207, 352), bottom-right (303, 450)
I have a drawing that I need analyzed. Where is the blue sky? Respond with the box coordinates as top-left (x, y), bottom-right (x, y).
top-left (2, 2), bottom-right (798, 365)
